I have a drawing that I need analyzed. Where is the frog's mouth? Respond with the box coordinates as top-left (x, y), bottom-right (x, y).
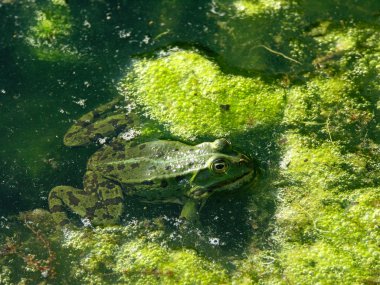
top-left (191, 169), bottom-right (257, 199)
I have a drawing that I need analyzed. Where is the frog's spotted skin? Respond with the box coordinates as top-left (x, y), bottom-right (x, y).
top-left (64, 97), bottom-right (139, 146)
top-left (49, 171), bottom-right (124, 225)
top-left (49, 138), bottom-right (257, 226)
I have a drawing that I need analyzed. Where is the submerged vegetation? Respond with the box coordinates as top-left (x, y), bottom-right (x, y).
top-left (0, 0), bottom-right (379, 284)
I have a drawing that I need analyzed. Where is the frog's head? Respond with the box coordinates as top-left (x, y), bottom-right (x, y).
top-left (188, 139), bottom-right (257, 199)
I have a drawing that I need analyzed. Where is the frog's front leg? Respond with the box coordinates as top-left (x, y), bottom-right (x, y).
top-left (49, 171), bottom-right (124, 226)
top-left (180, 199), bottom-right (201, 223)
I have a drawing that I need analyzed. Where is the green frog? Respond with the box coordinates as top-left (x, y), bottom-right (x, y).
top-left (48, 99), bottom-right (257, 226)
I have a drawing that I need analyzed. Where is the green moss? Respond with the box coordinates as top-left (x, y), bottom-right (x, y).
top-left (268, 128), bottom-right (379, 283)
top-left (277, 188), bottom-right (379, 284)
top-left (281, 134), bottom-right (371, 191)
top-left (0, 211), bottom-right (231, 284)
top-left (61, 225), bottom-right (230, 284)
top-left (230, 138), bottom-right (379, 284)
top-left (284, 75), bottom-right (374, 146)
top-left (119, 50), bottom-right (285, 140)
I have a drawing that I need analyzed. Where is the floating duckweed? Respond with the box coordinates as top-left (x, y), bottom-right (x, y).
top-left (62, 225), bottom-right (230, 284)
top-left (119, 50), bottom-right (285, 140)
top-left (276, 187), bottom-right (380, 284)
top-left (282, 133), bottom-right (370, 191)
top-left (284, 76), bottom-right (374, 145)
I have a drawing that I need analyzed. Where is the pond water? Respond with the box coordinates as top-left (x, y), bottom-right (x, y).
top-left (0, 0), bottom-right (217, 215)
top-left (0, 1), bottom-right (379, 284)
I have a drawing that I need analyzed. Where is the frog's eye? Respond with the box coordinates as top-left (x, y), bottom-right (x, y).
top-left (211, 159), bottom-right (229, 174)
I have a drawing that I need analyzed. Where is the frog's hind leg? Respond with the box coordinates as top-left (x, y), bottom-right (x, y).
top-left (64, 97), bottom-right (139, 147)
top-left (49, 186), bottom-right (98, 226)
top-left (83, 171), bottom-right (125, 226)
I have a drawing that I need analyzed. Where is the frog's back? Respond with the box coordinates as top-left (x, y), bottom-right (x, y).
top-left (87, 140), bottom-right (209, 184)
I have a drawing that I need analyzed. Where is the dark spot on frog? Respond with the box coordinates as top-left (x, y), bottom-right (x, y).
top-left (100, 181), bottom-right (115, 189)
top-left (117, 153), bottom-right (126, 159)
top-left (64, 132), bottom-right (74, 139)
top-left (93, 111), bottom-right (101, 119)
top-left (49, 191), bottom-right (59, 199)
top-left (126, 116), bottom-right (134, 124)
top-left (139, 144), bottom-right (146, 150)
top-left (68, 191), bottom-right (80, 206)
top-left (50, 205), bottom-right (65, 213)
top-left (142, 180), bottom-right (154, 185)
top-left (78, 120), bottom-right (91, 127)
top-left (220, 104), bottom-right (230, 111)
top-left (148, 165), bottom-right (157, 170)
top-left (109, 119), bottom-right (121, 128)
top-left (165, 165), bottom-right (171, 171)
top-left (131, 162), bottom-right (140, 169)
top-left (93, 133), bottom-right (105, 143)
top-left (102, 213), bottom-right (114, 220)
top-left (85, 205), bottom-right (97, 217)
top-left (59, 219), bottom-right (70, 226)
top-left (103, 197), bottom-right (123, 205)
top-left (111, 142), bottom-right (125, 151)
top-left (86, 125), bottom-right (96, 132)
top-left (115, 123), bottom-right (128, 134)
top-left (117, 164), bottom-right (126, 170)
top-left (106, 165), bottom-right (114, 172)
top-left (121, 183), bottom-right (137, 192)
top-left (160, 180), bottom-right (168, 188)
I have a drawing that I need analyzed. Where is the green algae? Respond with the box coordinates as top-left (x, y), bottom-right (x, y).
top-left (64, 228), bottom-right (230, 284)
top-left (24, 0), bottom-right (79, 61)
top-left (0, 210), bottom-right (231, 285)
top-left (230, 139), bottom-right (379, 284)
top-left (282, 189), bottom-right (379, 284)
top-left (119, 49), bottom-right (285, 140)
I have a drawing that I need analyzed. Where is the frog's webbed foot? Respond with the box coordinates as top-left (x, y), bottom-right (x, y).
top-left (64, 97), bottom-right (139, 146)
